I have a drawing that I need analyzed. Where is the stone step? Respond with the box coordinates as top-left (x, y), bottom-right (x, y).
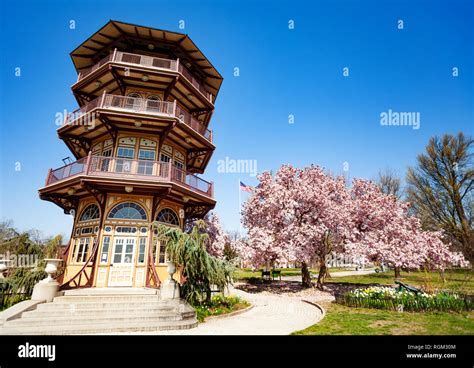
top-left (23, 305), bottom-right (182, 317)
top-left (37, 301), bottom-right (172, 310)
top-left (1, 319), bottom-right (198, 335)
top-left (63, 288), bottom-right (159, 296)
top-left (0, 287), bottom-right (197, 334)
top-left (53, 295), bottom-right (161, 303)
top-left (7, 312), bottom-right (195, 326)
top-left (21, 307), bottom-right (195, 318)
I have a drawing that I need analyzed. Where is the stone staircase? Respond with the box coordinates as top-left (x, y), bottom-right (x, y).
top-left (0, 288), bottom-right (198, 335)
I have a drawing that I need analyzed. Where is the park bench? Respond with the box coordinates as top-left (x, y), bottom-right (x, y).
top-left (261, 270), bottom-right (271, 280)
top-left (210, 284), bottom-right (223, 294)
top-left (260, 269), bottom-right (281, 281)
top-left (395, 281), bottom-right (422, 294)
top-left (271, 270), bottom-right (281, 281)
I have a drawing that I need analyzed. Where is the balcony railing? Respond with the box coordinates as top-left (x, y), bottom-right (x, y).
top-left (175, 105), bottom-right (212, 141)
top-left (44, 155), bottom-right (214, 198)
top-left (46, 157), bottom-right (88, 185)
top-left (102, 94), bottom-right (175, 115)
top-left (63, 94), bottom-right (212, 142)
top-left (76, 50), bottom-right (213, 103)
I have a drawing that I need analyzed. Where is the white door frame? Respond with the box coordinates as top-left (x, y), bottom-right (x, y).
top-left (107, 236), bottom-right (136, 287)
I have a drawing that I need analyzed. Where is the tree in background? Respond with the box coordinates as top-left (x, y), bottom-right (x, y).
top-left (203, 213), bottom-right (229, 259)
top-left (406, 132), bottom-right (473, 262)
top-left (0, 222), bottom-right (63, 309)
top-left (347, 180), bottom-right (468, 278)
top-left (43, 235), bottom-right (64, 259)
top-left (0, 222), bottom-right (43, 256)
top-left (0, 221), bottom-right (17, 243)
top-left (224, 231), bottom-right (240, 262)
top-left (233, 227), bottom-right (285, 270)
top-left (377, 168), bottom-right (403, 199)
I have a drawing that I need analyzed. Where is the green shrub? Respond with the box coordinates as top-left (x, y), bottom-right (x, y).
top-left (337, 286), bottom-right (472, 313)
top-left (193, 294), bottom-right (249, 322)
top-left (0, 266), bottom-right (47, 310)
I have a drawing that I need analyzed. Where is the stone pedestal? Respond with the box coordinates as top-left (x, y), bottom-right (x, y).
top-left (160, 262), bottom-right (180, 300)
top-left (32, 279), bottom-right (60, 302)
top-left (31, 259), bottom-right (62, 302)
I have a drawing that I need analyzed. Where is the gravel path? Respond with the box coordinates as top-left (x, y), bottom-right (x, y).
top-left (132, 287), bottom-right (324, 335)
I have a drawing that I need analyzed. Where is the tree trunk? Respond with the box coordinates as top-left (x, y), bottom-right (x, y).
top-left (301, 262), bottom-right (312, 288)
top-left (205, 287), bottom-right (211, 304)
top-left (394, 267), bottom-right (401, 279)
top-left (439, 270), bottom-right (446, 283)
top-left (317, 260), bottom-right (328, 290)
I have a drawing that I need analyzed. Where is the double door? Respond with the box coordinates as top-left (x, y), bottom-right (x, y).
top-left (107, 237), bottom-right (135, 287)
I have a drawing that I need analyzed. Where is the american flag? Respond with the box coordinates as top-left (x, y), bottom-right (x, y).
top-left (239, 181), bottom-right (253, 193)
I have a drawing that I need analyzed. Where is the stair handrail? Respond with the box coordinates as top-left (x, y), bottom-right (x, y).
top-left (59, 237), bottom-right (100, 289)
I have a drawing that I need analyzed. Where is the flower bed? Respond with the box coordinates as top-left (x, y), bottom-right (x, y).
top-left (336, 286), bottom-right (473, 312)
top-left (193, 295), bottom-right (250, 322)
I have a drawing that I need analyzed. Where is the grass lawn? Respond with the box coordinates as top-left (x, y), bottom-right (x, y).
top-left (292, 302), bottom-right (474, 335)
top-left (328, 269), bottom-right (473, 294)
top-left (233, 267), bottom-right (354, 280)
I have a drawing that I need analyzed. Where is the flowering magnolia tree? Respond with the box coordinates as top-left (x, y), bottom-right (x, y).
top-left (203, 213), bottom-right (229, 259)
top-left (346, 180), bottom-right (468, 277)
top-left (241, 165), bottom-right (352, 288)
top-left (232, 227), bottom-right (285, 268)
top-left (240, 166), bottom-right (468, 289)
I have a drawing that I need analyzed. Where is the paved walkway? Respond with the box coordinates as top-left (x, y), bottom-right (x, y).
top-left (130, 287), bottom-right (324, 335)
top-left (111, 270), bottom-right (375, 335)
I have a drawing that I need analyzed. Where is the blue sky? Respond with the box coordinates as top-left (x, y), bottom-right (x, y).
top-left (0, 0), bottom-right (473, 239)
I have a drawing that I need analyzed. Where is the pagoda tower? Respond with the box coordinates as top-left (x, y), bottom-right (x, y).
top-left (39, 20), bottom-right (223, 288)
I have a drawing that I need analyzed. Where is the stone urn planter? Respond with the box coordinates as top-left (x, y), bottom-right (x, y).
top-left (42, 258), bottom-right (62, 283)
top-left (167, 261), bottom-right (176, 280)
top-left (161, 261), bottom-right (180, 300)
top-left (32, 258), bottom-right (63, 302)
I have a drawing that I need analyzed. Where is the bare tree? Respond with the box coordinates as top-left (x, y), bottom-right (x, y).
top-left (377, 168), bottom-right (403, 199)
top-left (406, 132), bottom-right (474, 262)
top-left (0, 221), bottom-right (17, 242)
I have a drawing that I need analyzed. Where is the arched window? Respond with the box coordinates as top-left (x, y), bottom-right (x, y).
top-left (108, 202), bottom-right (147, 220)
top-left (156, 208), bottom-right (179, 226)
top-left (146, 95), bottom-right (162, 113)
top-left (79, 204), bottom-right (100, 222)
top-left (125, 93), bottom-right (142, 110)
top-left (127, 92), bottom-right (142, 99)
top-left (147, 95), bottom-right (161, 101)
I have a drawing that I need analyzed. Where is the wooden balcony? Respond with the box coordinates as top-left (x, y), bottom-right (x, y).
top-left (62, 94), bottom-right (213, 142)
top-left (44, 155), bottom-right (214, 198)
top-left (75, 50), bottom-right (214, 104)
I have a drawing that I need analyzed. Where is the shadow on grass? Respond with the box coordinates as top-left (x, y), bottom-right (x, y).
top-left (235, 278), bottom-right (386, 297)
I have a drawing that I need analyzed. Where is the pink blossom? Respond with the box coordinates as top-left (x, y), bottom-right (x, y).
top-left (239, 167), bottom-right (468, 275)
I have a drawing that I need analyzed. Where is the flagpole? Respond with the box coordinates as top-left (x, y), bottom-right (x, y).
top-left (238, 177), bottom-right (242, 236)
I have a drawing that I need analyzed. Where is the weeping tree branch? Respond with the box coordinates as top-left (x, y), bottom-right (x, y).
top-left (153, 221), bottom-right (234, 305)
